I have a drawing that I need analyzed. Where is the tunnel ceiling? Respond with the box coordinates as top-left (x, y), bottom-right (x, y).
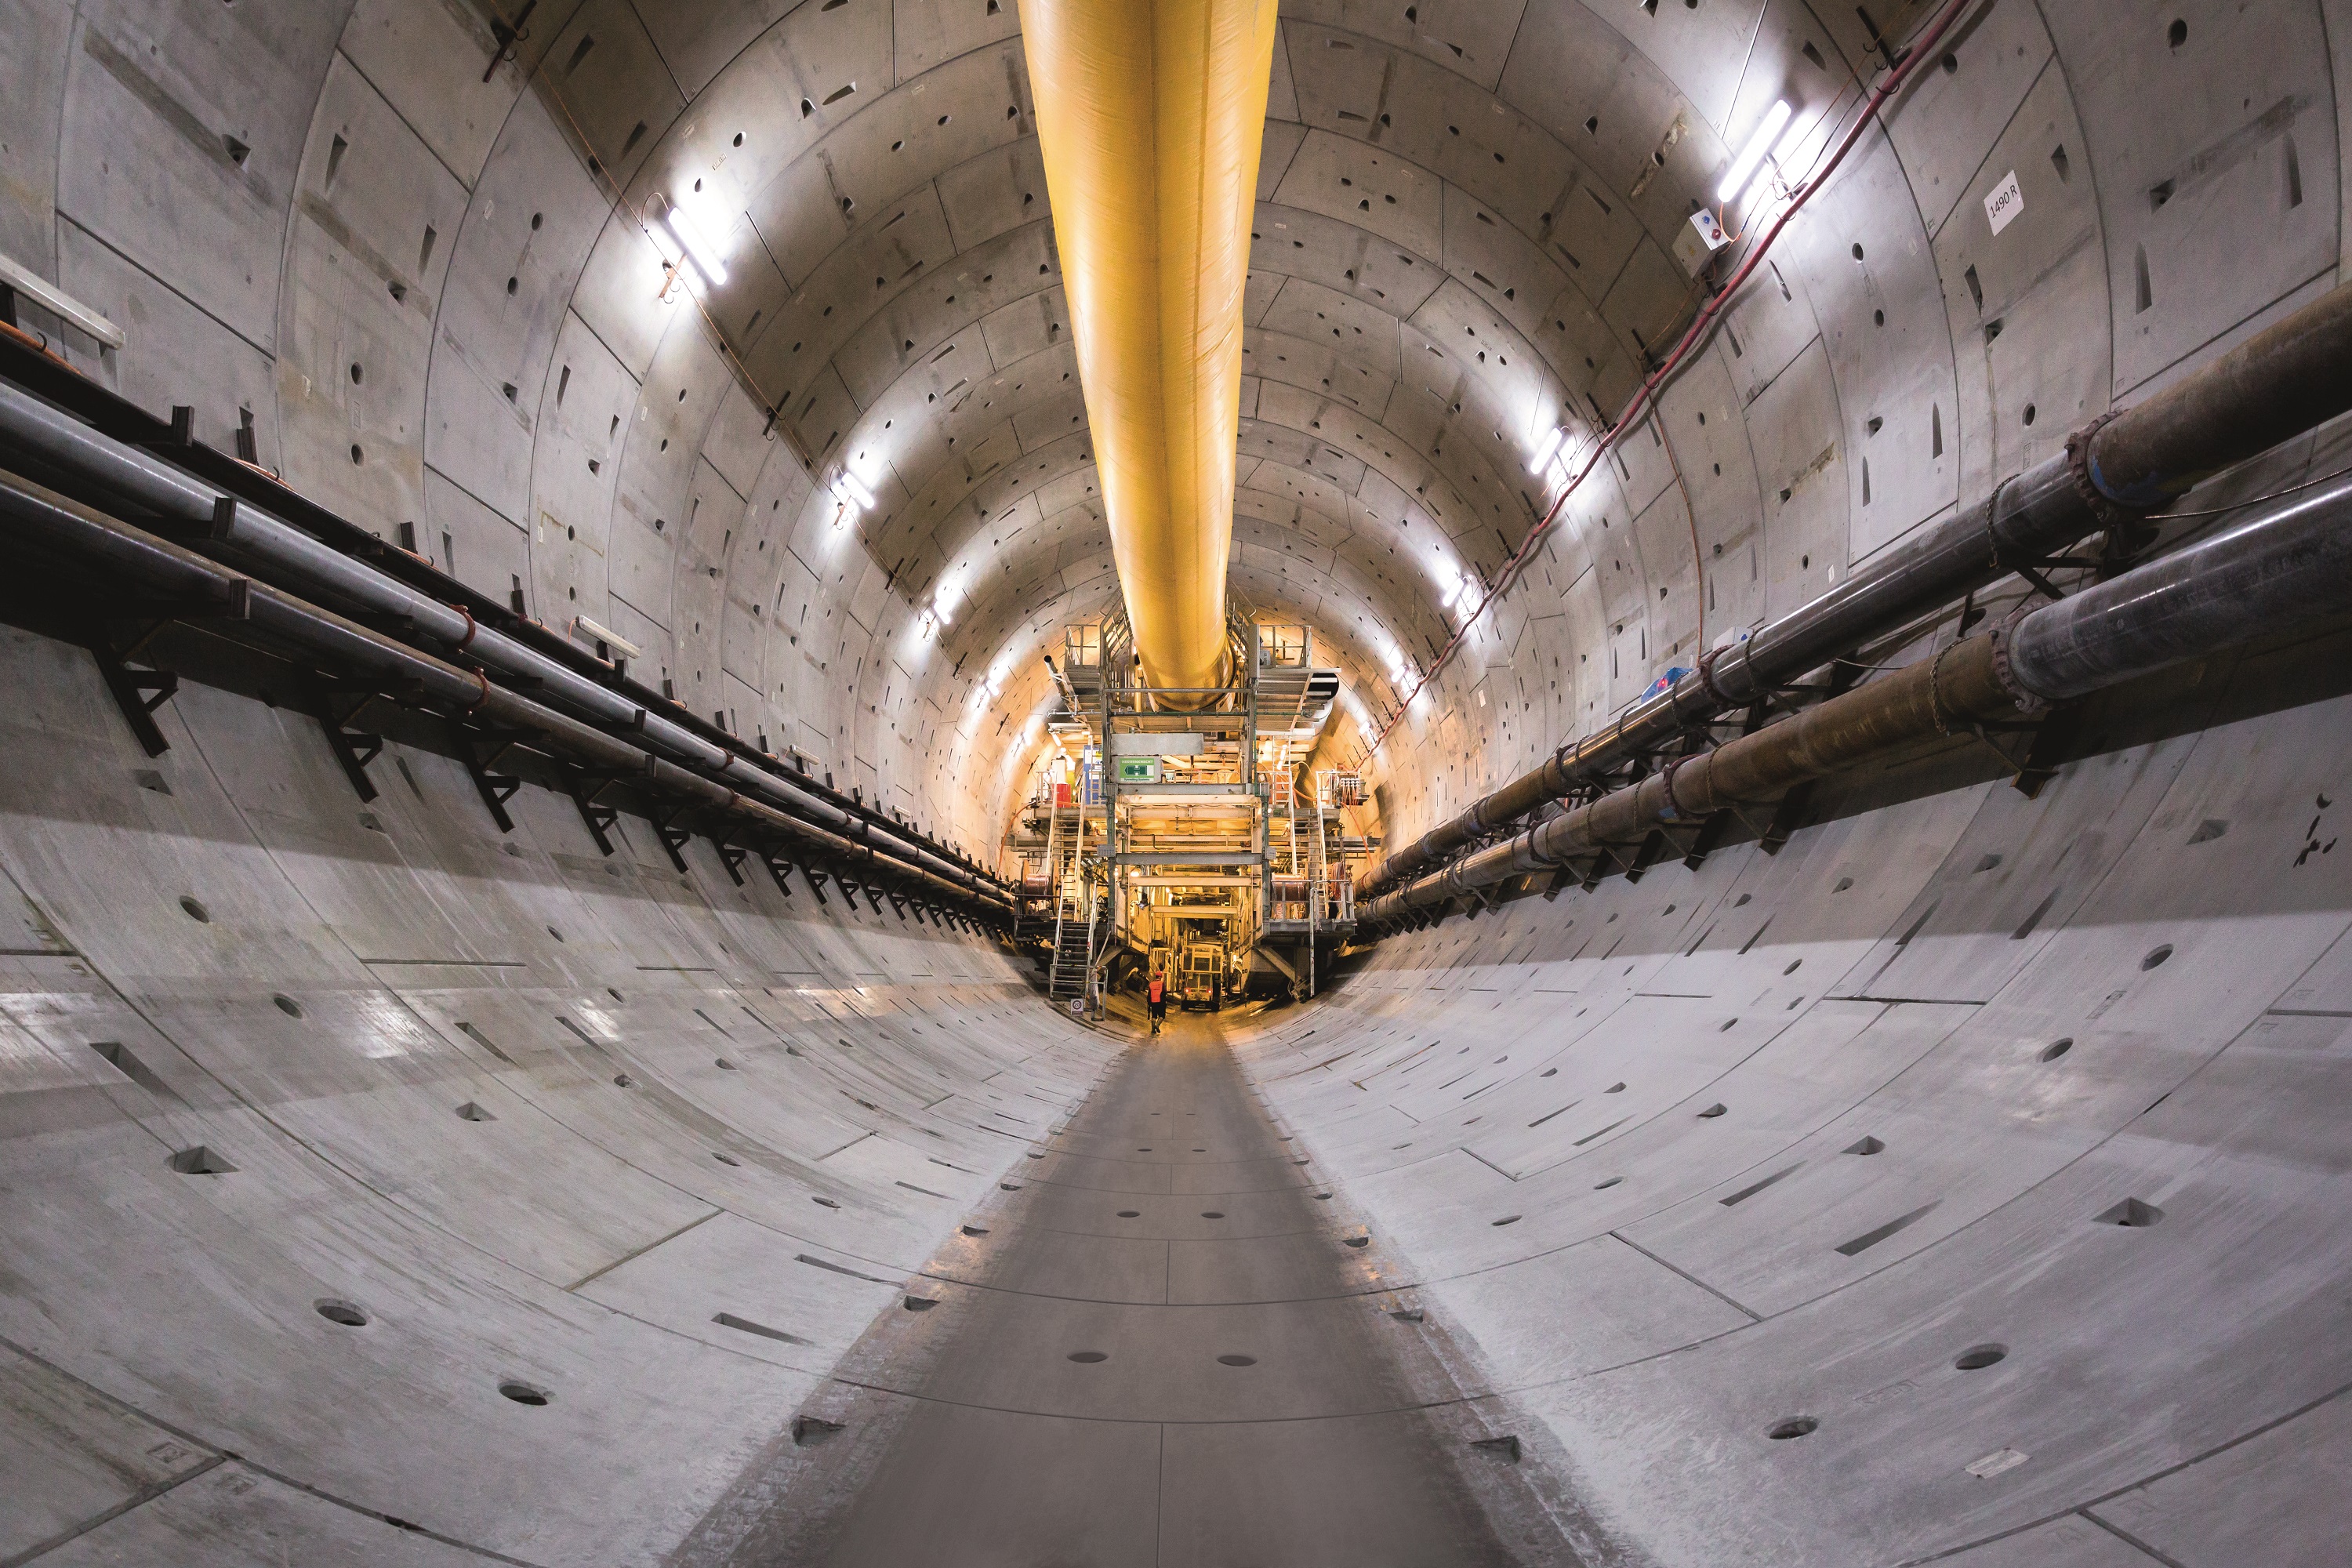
top-left (16, 0), bottom-right (2340, 859)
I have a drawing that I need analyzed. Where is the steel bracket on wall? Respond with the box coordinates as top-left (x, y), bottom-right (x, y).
top-left (649, 805), bottom-right (694, 873)
top-left (802, 866), bottom-right (831, 905)
top-left (568, 774), bottom-right (621, 855)
top-left (87, 632), bottom-right (180, 757)
top-left (761, 849), bottom-right (796, 897)
top-left (448, 720), bottom-right (528, 833)
top-left (1679, 809), bottom-right (1736, 869)
top-left (710, 833), bottom-right (750, 887)
top-left (1758, 781), bottom-right (1817, 855)
top-left (311, 681), bottom-right (408, 803)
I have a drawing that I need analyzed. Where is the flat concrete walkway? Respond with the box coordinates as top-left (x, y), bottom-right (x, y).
top-left (681, 1014), bottom-right (1590, 1566)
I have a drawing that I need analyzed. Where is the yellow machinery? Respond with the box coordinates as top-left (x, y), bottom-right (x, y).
top-left (1018, 0), bottom-right (1280, 699)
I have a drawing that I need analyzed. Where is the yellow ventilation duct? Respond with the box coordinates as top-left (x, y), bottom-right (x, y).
top-left (1019, 0), bottom-right (1279, 699)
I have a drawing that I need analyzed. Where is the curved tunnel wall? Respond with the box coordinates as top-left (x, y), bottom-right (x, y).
top-left (3, 0), bottom-right (2352, 1563)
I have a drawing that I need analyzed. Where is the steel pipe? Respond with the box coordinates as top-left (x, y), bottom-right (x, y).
top-left (0, 380), bottom-right (997, 901)
top-left (0, 466), bottom-right (1008, 915)
top-left (1363, 471), bottom-right (2352, 927)
top-left (1362, 278), bottom-right (2352, 901)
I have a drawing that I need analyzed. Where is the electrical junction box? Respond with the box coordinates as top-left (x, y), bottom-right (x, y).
top-left (1676, 209), bottom-right (1731, 275)
top-left (1116, 757), bottom-right (1161, 784)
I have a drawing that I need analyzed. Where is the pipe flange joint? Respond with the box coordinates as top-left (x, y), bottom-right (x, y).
top-left (1987, 607), bottom-right (2053, 717)
top-left (2065, 408), bottom-right (2139, 527)
top-left (1657, 753), bottom-right (1700, 823)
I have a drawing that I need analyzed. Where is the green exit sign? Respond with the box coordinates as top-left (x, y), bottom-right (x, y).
top-left (1116, 757), bottom-right (1160, 783)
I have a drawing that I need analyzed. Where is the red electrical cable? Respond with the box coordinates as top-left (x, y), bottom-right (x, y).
top-left (1359, 0), bottom-right (1978, 763)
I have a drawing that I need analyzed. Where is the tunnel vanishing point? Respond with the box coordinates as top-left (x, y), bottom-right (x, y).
top-left (3, 1), bottom-right (2352, 1564)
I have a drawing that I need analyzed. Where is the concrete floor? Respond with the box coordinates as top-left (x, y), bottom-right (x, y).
top-left (674, 1011), bottom-right (1615, 1566)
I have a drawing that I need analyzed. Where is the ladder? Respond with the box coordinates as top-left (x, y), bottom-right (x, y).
top-left (1047, 809), bottom-right (1091, 1003)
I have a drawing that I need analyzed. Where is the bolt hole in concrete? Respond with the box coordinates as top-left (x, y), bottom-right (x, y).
top-left (1594, 1176), bottom-right (1624, 1189)
top-left (713, 1152), bottom-right (741, 1167)
top-left (2097, 1197), bottom-right (2165, 1228)
top-left (902, 1296), bottom-right (937, 1312)
top-left (1344, 1236), bottom-right (1370, 1248)
top-left (180, 895), bottom-right (210, 922)
top-left (1117, 1210), bottom-right (1141, 1218)
top-left (612, 1073), bottom-right (632, 1087)
top-left (547, 926), bottom-right (564, 942)
top-left (1784, 958), bottom-right (1802, 975)
top-left (314, 1299), bottom-right (370, 1327)
top-left (1313, 1192), bottom-right (1333, 1200)
top-left (1768, 1417), bottom-right (1818, 1439)
top-left (1844, 1136), bottom-right (1886, 1156)
top-left (454, 1102), bottom-right (495, 1122)
top-left (169, 1145), bottom-right (236, 1174)
top-left (1492, 1214), bottom-right (1522, 1226)
top-left (1067, 1351), bottom-right (1109, 1363)
top-left (716, 1058), bottom-right (736, 1069)
top-left (1217, 1354), bottom-right (1257, 1367)
top-left (791, 1417), bottom-right (844, 1447)
top-left (1697, 1102), bottom-right (1728, 1118)
top-left (1200, 1211), bottom-right (1225, 1219)
top-left (499, 1381), bottom-right (550, 1406)
top-left (272, 994), bottom-right (303, 1018)
top-left (2141, 943), bottom-right (2174, 970)
top-left (2041, 1037), bottom-right (2075, 1062)
top-left (960, 1225), bottom-right (989, 1236)
top-left (1954, 1344), bottom-right (2009, 1370)
top-left (811, 1196), bottom-right (840, 1208)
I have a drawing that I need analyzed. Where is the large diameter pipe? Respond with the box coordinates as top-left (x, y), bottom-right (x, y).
top-left (0, 382), bottom-right (993, 899)
top-left (0, 469), bottom-right (1007, 914)
top-left (1365, 474), bottom-right (2352, 924)
top-left (1019, 0), bottom-right (1279, 698)
top-left (1363, 278), bottom-right (2352, 900)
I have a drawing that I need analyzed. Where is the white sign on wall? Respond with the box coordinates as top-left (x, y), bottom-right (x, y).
top-left (1984, 169), bottom-right (2025, 235)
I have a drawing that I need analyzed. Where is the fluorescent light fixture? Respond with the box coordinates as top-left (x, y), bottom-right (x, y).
top-left (662, 201), bottom-right (729, 285)
top-left (841, 474), bottom-right (877, 510)
top-left (1717, 99), bottom-right (1793, 205)
top-left (1529, 426), bottom-right (1566, 474)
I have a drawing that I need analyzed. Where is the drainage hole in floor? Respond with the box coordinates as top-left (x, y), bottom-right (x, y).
top-left (1954, 1344), bottom-right (2008, 1370)
top-left (314, 1299), bottom-right (370, 1327)
top-left (499, 1381), bottom-right (550, 1406)
top-left (1766, 1416), bottom-right (1817, 1439)
top-left (1217, 1354), bottom-right (1257, 1367)
top-left (2040, 1037), bottom-right (2074, 1062)
top-left (1068, 1350), bottom-right (1109, 1363)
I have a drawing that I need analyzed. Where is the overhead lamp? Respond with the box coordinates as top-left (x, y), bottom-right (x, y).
top-left (1716, 99), bottom-right (1794, 205)
top-left (840, 473), bottom-right (877, 511)
top-left (1529, 426), bottom-right (1566, 474)
top-left (662, 200), bottom-right (730, 286)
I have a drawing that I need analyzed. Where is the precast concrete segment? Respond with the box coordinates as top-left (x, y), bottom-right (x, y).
top-left (1019, 0), bottom-right (1280, 697)
top-left (0, 621), bottom-right (1121, 1566)
top-left (1231, 627), bottom-right (2352, 1566)
top-left (674, 1014), bottom-right (1616, 1566)
top-left (1359, 279), bottom-right (2352, 903)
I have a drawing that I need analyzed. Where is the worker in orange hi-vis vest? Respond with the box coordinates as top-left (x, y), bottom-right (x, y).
top-left (1146, 967), bottom-right (1167, 1036)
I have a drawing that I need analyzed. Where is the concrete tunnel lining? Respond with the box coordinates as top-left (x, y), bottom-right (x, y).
top-left (4, 0), bottom-right (2352, 1563)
